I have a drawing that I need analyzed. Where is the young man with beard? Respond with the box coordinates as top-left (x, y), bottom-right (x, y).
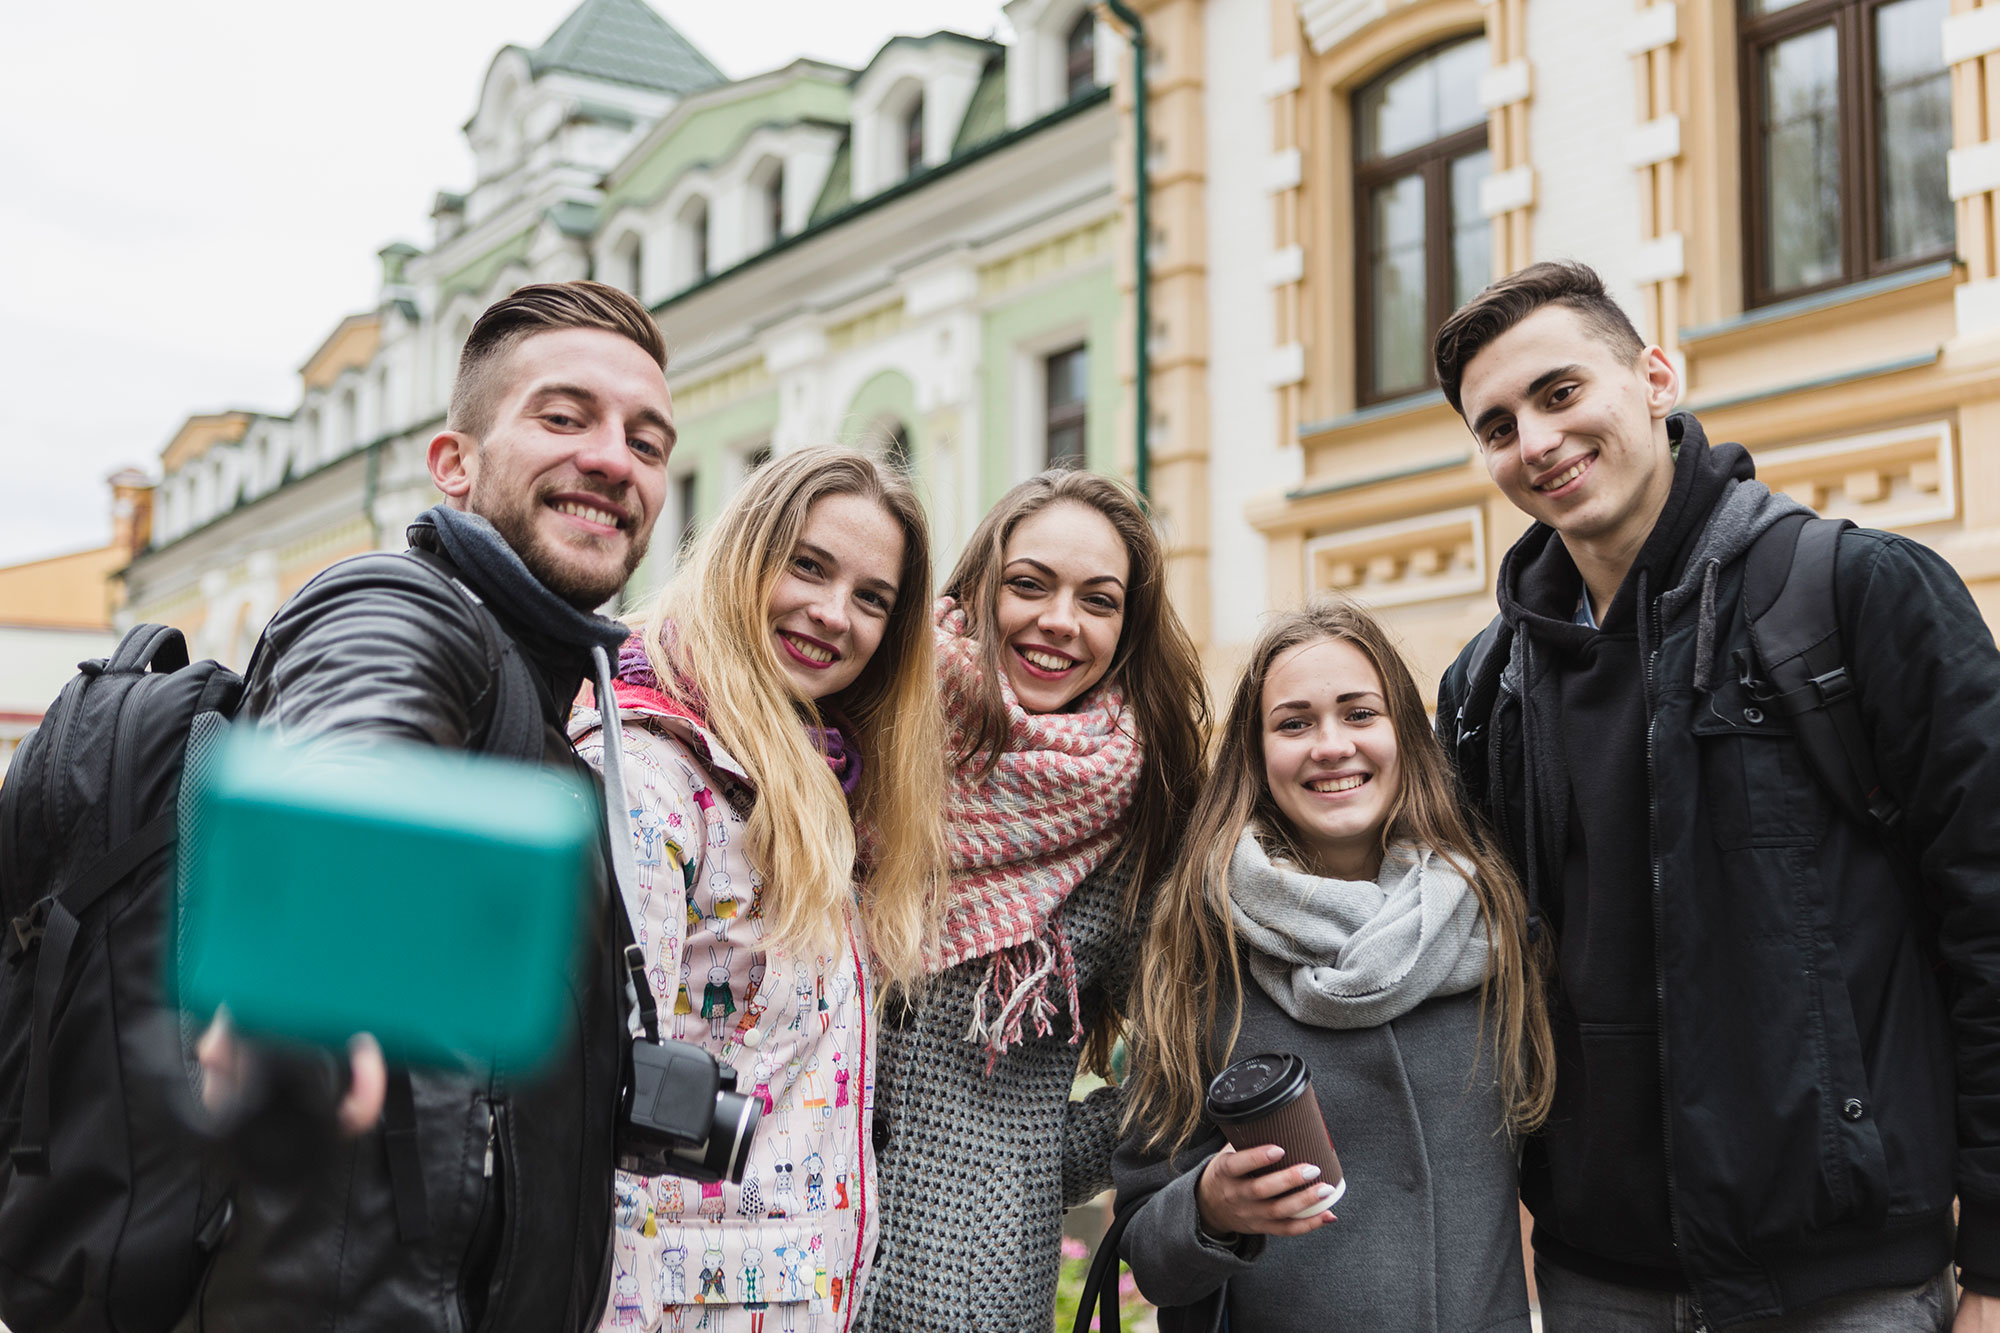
top-left (1433, 261), bottom-right (2000, 1332)
top-left (189, 280), bottom-right (673, 1332)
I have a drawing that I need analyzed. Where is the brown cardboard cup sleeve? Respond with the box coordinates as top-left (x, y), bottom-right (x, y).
top-left (1206, 1052), bottom-right (1344, 1219)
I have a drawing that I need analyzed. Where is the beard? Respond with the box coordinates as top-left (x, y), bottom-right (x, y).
top-left (471, 474), bottom-right (652, 610)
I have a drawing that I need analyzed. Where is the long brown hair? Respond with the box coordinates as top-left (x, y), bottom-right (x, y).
top-left (940, 467), bottom-right (1209, 1073)
top-left (1126, 596), bottom-right (1553, 1149)
top-left (640, 446), bottom-right (945, 995)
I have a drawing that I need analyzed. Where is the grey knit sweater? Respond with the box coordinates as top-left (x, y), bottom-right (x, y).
top-left (854, 862), bottom-right (1137, 1332)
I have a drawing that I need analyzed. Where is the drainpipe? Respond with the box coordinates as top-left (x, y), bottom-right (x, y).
top-left (1104, 0), bottom-right (1150, 499)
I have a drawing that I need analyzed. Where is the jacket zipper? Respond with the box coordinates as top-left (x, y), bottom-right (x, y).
top-left (1645, 613), bottom-right (1707, 1331)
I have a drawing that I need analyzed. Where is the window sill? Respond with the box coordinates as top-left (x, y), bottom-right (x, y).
top-left (1680, 261), bottom-right (1957, 348)
top-left (1297, 388), bottom-right (1448, 444)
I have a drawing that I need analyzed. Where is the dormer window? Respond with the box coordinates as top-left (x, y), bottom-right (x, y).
top-left (1066, 14), bottom-right (1096, 101)
top-left (903, 97), bottom-right (926, 178)
top-left (613, 232), bottom-right (643, 298)
top-left (766, 167), bottom-right (786, 244)
top-left (683, 198), bottom-right (710, 284)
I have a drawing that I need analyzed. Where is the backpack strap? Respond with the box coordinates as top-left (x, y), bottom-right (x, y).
top-left (1743, 514), bottom-right (1901, 831)
top-left (108, 624), bottom-right (190, 676)
top-left (370, 547), bottom-right (546, 1240)
top-left (1448, 613), bottom-right (1511, 804)
top-left (402, 548), bottom-right (542, 763)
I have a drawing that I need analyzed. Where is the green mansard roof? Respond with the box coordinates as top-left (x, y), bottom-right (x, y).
top-left (530, 0), bottom-right (727, 96)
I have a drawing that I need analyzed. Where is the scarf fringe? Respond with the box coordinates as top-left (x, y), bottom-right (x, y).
top-left (962, 924), bottom-right (1085, 1072)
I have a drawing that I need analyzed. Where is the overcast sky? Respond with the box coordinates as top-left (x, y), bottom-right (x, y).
top-left (0, 0), bottom-right (1012, 566)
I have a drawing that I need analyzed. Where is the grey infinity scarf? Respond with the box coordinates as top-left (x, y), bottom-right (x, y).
top-left (1227, 827), bottom-right (1490, 1030)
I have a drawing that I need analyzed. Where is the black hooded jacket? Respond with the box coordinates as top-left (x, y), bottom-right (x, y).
top-left (186, 512), bottom-right (624, 1333)
top-left (1439, 414), bottom-right (2000, 1326)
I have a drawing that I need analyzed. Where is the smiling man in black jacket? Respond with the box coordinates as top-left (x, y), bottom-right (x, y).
top-left (188, 280), bottom-right (674, 1332)
top-left (1433, 261), bottom-right (2000, 1331)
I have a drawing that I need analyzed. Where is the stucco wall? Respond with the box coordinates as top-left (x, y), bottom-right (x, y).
top-left (1204, 0), bottom-right (1289, 656)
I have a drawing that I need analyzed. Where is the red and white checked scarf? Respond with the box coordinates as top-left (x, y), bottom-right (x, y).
top-left (931, 600), bottom-right (1141, 1068)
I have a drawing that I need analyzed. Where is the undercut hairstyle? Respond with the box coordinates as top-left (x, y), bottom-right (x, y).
top-left (1126, 596), bottom-right (1553, 1150)
top-left (447, 281), bottom-right (667, 438)
top-left (941, 467), bottom-right (1211, 1078)
top-left (1433, 260), bottom-right (1645, 415)
top-left (638, 446), bottom-right (945, 996)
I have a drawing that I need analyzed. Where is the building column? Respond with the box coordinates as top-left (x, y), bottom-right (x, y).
top-left (1115, 0), bottom-right (1214, 645)
top-left (1269, 0), bottom-right (1308, 448)
top-left (1948, 0), bottom-right (2000, 340)
top-left (1624, 1), bottom-right (1689, 358)
top-left (1480, 0), bottom-right (1536, 275)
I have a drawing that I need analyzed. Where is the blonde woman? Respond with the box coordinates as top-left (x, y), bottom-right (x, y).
top-left (1114, 596), bottom-right (1552, 1332)
top-left (857, 469), bottom-right (1209, 1331)
top-left (574, 446), bottom-right (943, 1332)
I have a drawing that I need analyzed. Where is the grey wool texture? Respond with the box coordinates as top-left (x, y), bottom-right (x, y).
top-left (852, 862), bottom-right (1136, 1332)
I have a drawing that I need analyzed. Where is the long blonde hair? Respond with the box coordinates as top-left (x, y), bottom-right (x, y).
top-left (640, 446), bottom-right (945, 994)
top-left (939, 467), bottom-right (1210, 1075)
top-left (1126, 596), bottom-right (1553, 1149)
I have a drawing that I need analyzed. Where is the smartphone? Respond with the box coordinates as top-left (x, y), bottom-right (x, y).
top-left (176, 729), bottom-right (597, 1072)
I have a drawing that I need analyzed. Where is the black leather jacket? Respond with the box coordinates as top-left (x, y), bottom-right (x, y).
top-left (188, 521), bottom-right (621, 1333)
top-left (1438, 454), bottom-right (2000, 1325)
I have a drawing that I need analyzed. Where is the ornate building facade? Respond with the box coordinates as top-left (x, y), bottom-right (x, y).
top-left (120, 0), bottom-right (1121, 660)
top-left (1112, 0), bottom-right (1991, 690)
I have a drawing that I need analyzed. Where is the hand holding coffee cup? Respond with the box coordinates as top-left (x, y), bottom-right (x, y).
top-left (1196, 1143), bottom-right (1339, 1237)
top-left (1197, 1053), bottom-right (1344, 1237)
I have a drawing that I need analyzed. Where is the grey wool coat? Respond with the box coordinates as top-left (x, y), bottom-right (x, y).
top-left (1113, 982), bottom-right (1530, 1333)
top-left (853, 862), bottom-right (1136, 1332)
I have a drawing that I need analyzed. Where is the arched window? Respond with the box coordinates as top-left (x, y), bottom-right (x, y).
top-left (884, 422), bottom-right (913, 474)
top-left (613, 232), bottom-right (644, 298)
top-left (1066, 13), bottom-right (1097, 101)
top-left (765, 167), bottom-right (786, 245)
top-left (338, 386), bottom-right (358, 451)
top-left (1353, 36), bottom-right (1491, 403)
top-left (682, 199), bottom-right (710, 285)
top-left (903, 97), bottom-right (926, 179)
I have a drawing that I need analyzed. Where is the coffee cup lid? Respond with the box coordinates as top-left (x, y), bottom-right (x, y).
top-left (1205, 1052), bottom-right (1310, 1122)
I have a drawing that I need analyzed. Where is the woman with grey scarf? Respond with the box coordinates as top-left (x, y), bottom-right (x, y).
top-left (1115, 596), bottom-right (1554, 1332)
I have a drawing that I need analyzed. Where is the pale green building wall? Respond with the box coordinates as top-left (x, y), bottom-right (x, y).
top-left (625, 386), bottom-right (779, 601)
top-left (976, 264), bottom-right (1120, 510)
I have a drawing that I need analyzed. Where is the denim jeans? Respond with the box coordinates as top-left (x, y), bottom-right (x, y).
top-left (1534, 1258), bottom-right (1955, 1333)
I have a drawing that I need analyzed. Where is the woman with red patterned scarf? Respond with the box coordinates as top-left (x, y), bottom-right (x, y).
top-left (855, 468), bottom-right (1210, 1332)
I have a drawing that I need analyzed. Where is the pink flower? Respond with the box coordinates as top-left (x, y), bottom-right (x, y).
top-left (1118, 1271), bottom-right (1138, 1297)
top-left (1060, 1236), bottom-right (1088, 1261)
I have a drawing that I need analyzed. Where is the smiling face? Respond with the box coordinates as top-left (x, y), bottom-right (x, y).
top-left (767, 491), bottom-right (905, 702)
top-left (1260, 636), bottom-right (1401, 881)
top-left (444, 326), bottom-right (675, 608)
top-left (1458, 304), bottom-right (1680, 569)
top-left (995, 500), bottom-right (1130, 714)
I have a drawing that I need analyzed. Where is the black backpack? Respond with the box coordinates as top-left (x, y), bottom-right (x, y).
top-left (1451, 513), bottom-right (1898, 834)
top-left (0, 552), bottom-right (540, 1333)
top-left (0, 624), bottom-right (242, 1333)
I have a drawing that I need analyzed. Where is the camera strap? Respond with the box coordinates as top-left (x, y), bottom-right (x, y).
top-left (589, 645), bottom-right (661, 1045)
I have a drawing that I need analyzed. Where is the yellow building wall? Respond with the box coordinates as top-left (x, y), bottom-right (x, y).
top-left (1139, 0), bottom-right (2000, 701)
top-left (0, 545), bottom-right (123, 629)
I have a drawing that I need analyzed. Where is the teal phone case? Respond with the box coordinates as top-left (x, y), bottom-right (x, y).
top-left (178, 730), bottom-right (598, 1071)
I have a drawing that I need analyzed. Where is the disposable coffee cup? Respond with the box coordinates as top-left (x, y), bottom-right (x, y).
top-left (1205, 1053), bottom-right (1345, 1218)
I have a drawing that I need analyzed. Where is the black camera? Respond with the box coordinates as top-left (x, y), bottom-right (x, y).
top-left (615, 1034), bottom-right (762, 1183)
